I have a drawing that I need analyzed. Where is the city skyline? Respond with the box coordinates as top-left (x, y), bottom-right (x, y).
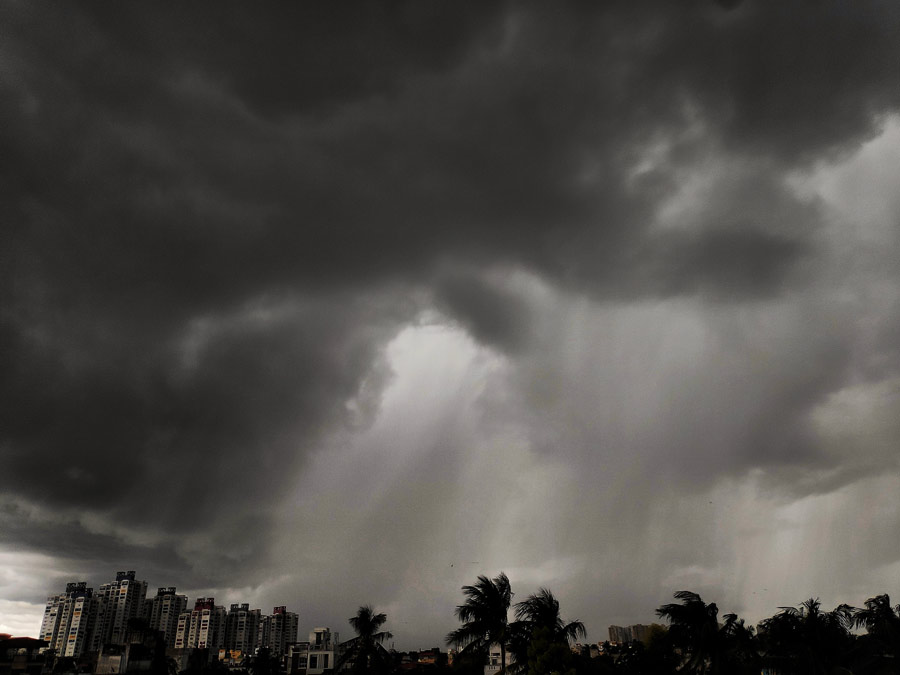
top-left (4, 0), bottom-right (900, 651)
top-left (37, 570), bottom-right (302, 661)
top-left (31, 569), bottom-right (645, 649)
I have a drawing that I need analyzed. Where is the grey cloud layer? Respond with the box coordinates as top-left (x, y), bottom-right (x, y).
top-left (3, 0), bottom-right (900, 643)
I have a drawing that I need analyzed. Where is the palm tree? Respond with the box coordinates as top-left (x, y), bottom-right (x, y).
top-left (446, 573), bottom-right (513, 673)
top-left (853, 593), bottom-right (900, 667)
top-left (340, 605), bottom-right (394, 675)
top-left (758, 598), bottom-right (854, 675)
top-left (656, 591), bottom-right (724, 674)
top-left (509, 588), bottom-right (585, 674)
top-left (718, 613), bottom-right (760, 675)
top-left (656, 593), bottom-right (761, 674)
top-left (513, 588), bottom-right (586, 644)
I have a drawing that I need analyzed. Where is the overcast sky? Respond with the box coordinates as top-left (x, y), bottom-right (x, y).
top-left (3, 0), bottom-right (900, 649)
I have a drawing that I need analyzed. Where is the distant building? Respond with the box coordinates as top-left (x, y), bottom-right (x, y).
top-left (39, 594), bottom-right (65, 647)
top-left (0, 636), bottom-right (49, 675)
top-left (608, 625), bottom-right (627, 644)
top-left (91, 571), bottom-right (148, 650)
top-left (629, 624), bottom-right (650, 643)
top-left (145, 587), bottom-right (188, 648)
top-left (608, 623), bottom-right (651, 645)
top-left (484, 644), bottom-right (515, 675)
top-left (287, 642), bottom-right (310, 674)
top-left (218, 648), bottom-right (251, 669)
top-left (96, 626), bottom-right (164, 675)
top-left (258, 606), bottom-right (298, 658)
top-left (225, 603), bottom-right (261, 654)
top-left (40, 584), bottom-right (80, 648)
top-left (168, 647), bottom-right (208, 674)
top-left (306, 627), bottom-right (339, 675)
top-left (39, 582), bottom-right (99, 658)
top-left (175, 598), bottom-right (226, 652)
top-left (415, 648), bottom-right (443, 666)
top-left (61, 591), bottom-right (100, 658)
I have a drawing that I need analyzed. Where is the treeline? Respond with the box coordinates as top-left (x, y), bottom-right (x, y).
top-left (436, 572), bottom-right (900, 675)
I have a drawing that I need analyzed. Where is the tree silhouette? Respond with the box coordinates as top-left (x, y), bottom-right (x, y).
top-left (656, 591), bottom-right (725, 674)
top-left (446, 573), bottom-right (513, 673)
top-left (52, 656), bottom-right (78, 674)
top-left (612, 625), bottom-right (678, 675)
top-left (339, 605), bottom-right (394, 675)
top-left (853, 593), bottom-right (900, 671)
top-left (249, 647), bottom-right (282, 675)
top-left (509, 588), bottom-right (585, 673)
top-left (522, 627), bottom-right (575, 675)
top-left (514, 589), bottom-right (586, 645)
top-left (718, 612), bottom-right (760, 675)
top-left (758, 598), bottom-right (854, 675)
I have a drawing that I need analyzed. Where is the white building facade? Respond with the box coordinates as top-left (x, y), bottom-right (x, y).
top-left (175, 598), bottom-right (226, 651)
top-left (146, 587), bottom-right (188, 648)
top-left (91, 571), bottom-right (148, 650)
top-left (306, 627), bottom-right (340, 675)
top-left (225, 603), bottom-right (261, 654)
top-left (39, 582), bottom-right (99, 658)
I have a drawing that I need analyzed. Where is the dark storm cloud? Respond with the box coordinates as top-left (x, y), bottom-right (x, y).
top-left (0, 500), bottom-right (193, 588)
top-left (3, 0), bottom-right (900, 632)
top-left (6, 1), bottom-right (897, 310)
top-left (655, 228), bottom-right (807, 298)
top-left (1, 289), bottom-right (404, 585)
top-left (433, 271), bottom-right (534, 352)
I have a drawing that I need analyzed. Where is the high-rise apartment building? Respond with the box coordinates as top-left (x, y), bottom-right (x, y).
top-left (91, 571), bottom-right (148, 650)
top-left (629, 624), bottom-right (650, 643)
top-left (145, 587), bottom-right (188, 648)
top-left (258, 606), bottom-right (298, 658)
top-left (608, 625), bottom-right (628, 644)
top-left (225, 603), bottom-right (261, 655)
top-left (40, 581), bottom-right (97, 657)
top-left (175, 612), bottom-right (191, 650)
top-left (61, 592), bottom-right (100, 658)
top-left (608, 623), bottom-right (651, 644)
top-left (40, 589), bottom-right (71, 647)
top-left (175, 598), bottom-right (226, 651)
top-left (39, 582), bottom-right (99, 658)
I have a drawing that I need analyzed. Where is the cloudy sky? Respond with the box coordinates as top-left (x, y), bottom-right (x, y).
top-left (3, 0), bottom-right (900, 648)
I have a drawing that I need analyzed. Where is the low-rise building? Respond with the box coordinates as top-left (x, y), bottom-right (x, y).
top-left (306, 628), bottom-right (339, 675)
top-left (286, 642), bottom-right (309, 674)
top-left (484, 644), bottom-right (514, 675)
top-left (0, 637), bottom-right (49, 675)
